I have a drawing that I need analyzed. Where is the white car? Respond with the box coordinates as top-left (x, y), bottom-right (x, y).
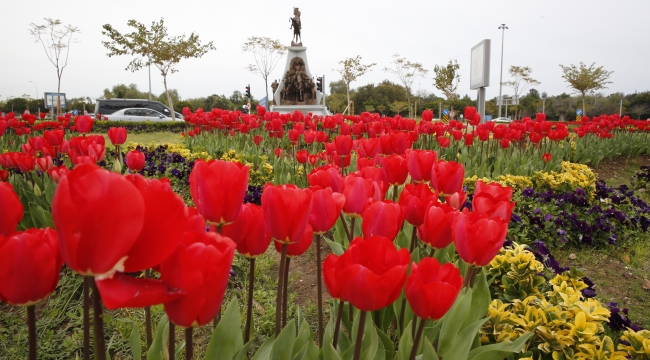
top-left (492, 117), bottom-right (513, 123)
top-left (104, 108), bottom-right (182, 122)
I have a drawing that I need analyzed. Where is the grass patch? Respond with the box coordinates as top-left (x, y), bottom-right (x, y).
top-left (94, 131), bottom-right (183, 147)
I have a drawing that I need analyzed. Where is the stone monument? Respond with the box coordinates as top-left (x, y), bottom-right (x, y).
top-left (271, 7), bottom-right (329, 116)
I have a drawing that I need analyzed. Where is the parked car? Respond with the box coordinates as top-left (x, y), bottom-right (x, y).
top-left (95, 99), bottom-right (183, 119)
top-left (492, 117), bottom-right (513, 123)
top-left (103, 108), bottom-right (181, 122)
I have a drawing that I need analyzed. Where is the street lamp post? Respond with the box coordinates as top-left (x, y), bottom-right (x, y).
top-left (497, 24), bottom-right (508, 118)
top-left (541, 92), bottom-right (547, 115)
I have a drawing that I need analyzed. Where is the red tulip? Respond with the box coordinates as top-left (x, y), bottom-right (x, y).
top-left (444, 190), bottom-right (467, 210)
top-left (43, 129), bottom-right (64, 147)
top-left (430, 160), bottom-right (464, 195)
top-left (437, 136), bottom-right (450, 148)
top-left (108, 127), bottom-right (128, 146)
top-left (190, 159), bottom-right (249, 226)
top-left (308, 167), bottom-right (344, 193)
top-left (35, 156), bottom-right (54, 172)
top-left (125, 150), bottom-right (145, 172)
top-left (452, 209), bottom-right (508, 267)
top-left (361, 200), bottom-right (404, 240)
top-left (74, 115), bottom-right (94, 133)
top-left (222, 203), bottom-right (271, 258)
top-left (274, 148), bottom-right (283, 158)
top-left (381, 154), bottom-right (408, 186)
top-left (262, 184), bottom-right (313, 244)
top-left (52, 163), bottom-right (145, 276)
top-left (406, 257), bottom-right (463, 320)
top-left (543, 153), bottom-right (552, 163)
top-left (309, 187), bottom-right (345, 234)
top-left (342, 175), bottom-right (375, 218)
top-left (418, 202), bottom-right (458, 249)
top-left (357, 138), bottom-right (380, 159)
top-left (274, 223), bottom-right (313, 257)
top-left (121, 176), bottom-right (188, 272)
top-left (323, 254), bottom-right (341, 299)
top-left (161, 231), bottom-right (237, 327)
top-left (296, 149), bottom-right (309, 164)
top-left (0, 228), bottom-right (63, 305)
top-left (288, 129), bottom-right (300, 145)
top-left (332, 236), bottom-right (410, 311)
top-left (0, 170), bottom-right (8, 182)
top-left (472, 181), bottom-right (515, 221)
top-left (334, 135), bottom-right (353, 156)
top-left (14, 153), bottom-right (35, 172)
top-left (499, 139), bottom-right (510, 149)
top-left (390, 132), bottom-right (411, 154)
top-left (47, 165), bottom-right (69, 183)
top-left (405, 149), bottom-right (437, 183)
top-left (463, 133), bottom-right (474, 146)
top-left (398, 183), bottom-right (437, 227)
top-left (254, 135), bottom-right (263, 146)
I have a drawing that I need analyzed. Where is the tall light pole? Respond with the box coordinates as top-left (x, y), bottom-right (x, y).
top-left (541, 92), bottom-right (547, 115)
top-left (497, 23), bottom-right (508, 118)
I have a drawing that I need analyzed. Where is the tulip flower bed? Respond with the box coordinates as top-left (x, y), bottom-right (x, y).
top-left (2, 109), bottom-right (650, 359)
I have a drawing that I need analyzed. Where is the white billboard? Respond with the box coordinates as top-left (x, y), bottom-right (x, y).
top-left (470, 39), bottom-right (491, 90)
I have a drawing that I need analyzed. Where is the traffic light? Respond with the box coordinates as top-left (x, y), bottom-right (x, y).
top-left (316, 77), bottom-right (323, 92)
top-left (245, 85), bottom-right (251, 98)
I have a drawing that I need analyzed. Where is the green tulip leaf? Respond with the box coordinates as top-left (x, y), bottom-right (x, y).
top-left (233, 340), bottom-right (255, 360)
top-left (293, 320), bottom-right (313, 357)
top-left (419, 337), bottom-right (439, 360)
top-left (146, 314), bottom-right (168, 360)
top-left (205, 299), bottom-right (243, 360)
top-left (323, 343), bottom-right (343, 360)
top-left (467, 333), bottom-right (533, 360)
top-left (395, 320), bottom-right (414, 360)
top-left (325, 239), bottom-right (345, 256)
top-left (462, 268), bottom-right (490, 328)
top-left (377, 328), bottom-right (395, 360)
top-left (271, 320), bottom-right (296, 360)
top-left (442, 318), bottom-right (489, 360)
top-left (129, 320), bottom-right (141, 360)
top-left (251, 336), bottom-right (275, 360)
top-left (437, 288), bottom-right (472, 357)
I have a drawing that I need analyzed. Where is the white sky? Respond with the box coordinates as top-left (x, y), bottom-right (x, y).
top-left (1, 0), bottom-right (649, 103)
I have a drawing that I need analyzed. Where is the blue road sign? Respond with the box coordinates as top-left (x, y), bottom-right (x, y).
top-left (576, 109), bottom-right (583, 116)
top-left (442, 109), bottom-right (449, 116)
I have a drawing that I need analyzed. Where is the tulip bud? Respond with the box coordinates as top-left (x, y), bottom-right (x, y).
top-left (113, 158), bottom-right (123, 174)
top-left (34, 183), bottom-right (42, 197)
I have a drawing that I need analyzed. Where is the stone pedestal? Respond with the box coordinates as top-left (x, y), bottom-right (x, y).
top-left (271, 46), bottom-right (329, 115)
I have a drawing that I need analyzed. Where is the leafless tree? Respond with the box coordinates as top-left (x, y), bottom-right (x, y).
top-left (29, 19), bottom-right (80, 116)
top-left (243, 37), bottom-right (288, 109)
top-left (384, 54), bottom-right (428, 118)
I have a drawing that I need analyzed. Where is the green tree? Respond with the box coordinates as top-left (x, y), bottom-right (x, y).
top-left (432, 59), bottom-right (461, 112)
top-left (354, 80), bottom-right (407, 117)
top-left (336, 56), bottom-right (376, 114)
top-left (390, 101), bottom-right (409, 115)
top-left (504, 66), bottom-right (540, 119)
top-left (102, 18), bottom-right (215, 120)
top-left (384, 54), bottom-right (428, 118)
top-left (329, 79), bottom-right (347, 95)
top-left (559, 62), bottom-right (613, 116)
top-left (242, 37), bottom-right (288, 109)
top-left (29, 18), bottom-right (80, 116)
top-left (2, 97), bottom-right (28, 113)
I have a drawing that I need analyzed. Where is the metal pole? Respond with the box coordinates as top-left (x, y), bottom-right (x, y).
top-left (323, 75), bottom-right (326, 108)
top-left (542, 98), bottom-right (546, 114)
top-left (498, 24), bottom-right (508, 118)
top-left (478, 87), bottom-right (486, 124)
top-left (620, 99), bottom-right (622, 117)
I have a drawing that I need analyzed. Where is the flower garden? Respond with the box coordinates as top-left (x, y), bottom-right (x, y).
top-left (1, 107), bottom-right (650, 360)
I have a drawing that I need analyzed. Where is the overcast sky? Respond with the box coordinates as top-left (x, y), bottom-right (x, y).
top-left (1, 0), bottom-right (649, 104)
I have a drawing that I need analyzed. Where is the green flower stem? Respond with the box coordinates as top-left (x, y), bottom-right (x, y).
top-left (92, 278), bottom-right (106, 360)
top-left (83, 276), bottom-right (90, 360)
top-left (316, 234), bottom-right (324, 346)
top-left (409, 317), bottom-right (427, 360)
top-left (185, 327), bottom-right (193, 360)
top-left (283, 257), bottom-right (291, 327)
top-left (352, 311), bottom-right (367, 360)
top-left (332, 300), bottom-right (344, 349)
top-left (144, 269), bottom-right (152, 348)
top-left (275, 243), bottom-right (288, 336)
top-left (169, 322), bottom-right (175, 360)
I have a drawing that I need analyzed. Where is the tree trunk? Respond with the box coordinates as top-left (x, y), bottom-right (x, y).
top-left (582, 93), bottom-right (586, 117)
top-left (164, 75), bottom-right (175, 121)
top-left (406, 90), bottom-right (411, 118)
top-left (57, 73), bottom-right (62, 117)
top-left (346, 83), bottom-right (351, 115)
top-left (265, 77), bottom-right (269, 110)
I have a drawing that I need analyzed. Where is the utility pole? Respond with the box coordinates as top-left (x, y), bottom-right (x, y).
top-left (497, 23), bottom-right (508, 118)
top-left (148, 58), bottom-right (152, 101)
top-left (620, 99), bottom-right (623, 117)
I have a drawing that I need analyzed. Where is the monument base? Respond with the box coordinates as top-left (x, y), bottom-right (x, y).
top-left (271, 104), bottom-right (330, 116)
